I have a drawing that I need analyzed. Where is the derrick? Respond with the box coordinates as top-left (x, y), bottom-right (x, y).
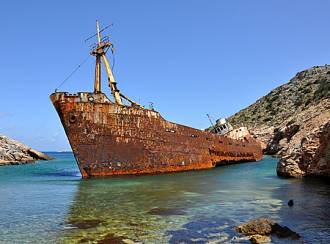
top-left (90, 20), bottom-right (141, 107)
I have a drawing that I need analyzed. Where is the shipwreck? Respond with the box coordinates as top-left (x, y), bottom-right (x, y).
top-left (50, 21), bottom-right (262, 178)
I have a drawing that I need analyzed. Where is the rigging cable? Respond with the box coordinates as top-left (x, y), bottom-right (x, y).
top-left (84, 23), bottom-right (113, 43)
top-left (55, 55), bottom-right (91, 91)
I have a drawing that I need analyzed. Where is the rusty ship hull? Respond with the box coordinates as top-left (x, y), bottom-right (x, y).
top-left (51, 92), bottom-right (262, 178)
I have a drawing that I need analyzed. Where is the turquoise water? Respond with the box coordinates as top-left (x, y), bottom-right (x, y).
top-left (0, 153), bottom-right (329, 243)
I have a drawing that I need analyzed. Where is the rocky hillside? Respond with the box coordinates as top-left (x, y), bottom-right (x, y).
top-left (228, 65), bottom-right (330, 178)
top-left (0, 135), bottom-right (52, 166)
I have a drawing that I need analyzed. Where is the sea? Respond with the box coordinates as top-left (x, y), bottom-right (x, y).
top-left (0, 152), bottom-right (329, 243)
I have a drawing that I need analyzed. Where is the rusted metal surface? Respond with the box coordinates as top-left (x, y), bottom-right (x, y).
top-left (50, 92), bottom-right (263, 178)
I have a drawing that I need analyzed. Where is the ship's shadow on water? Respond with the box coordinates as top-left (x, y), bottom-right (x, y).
top-left (58, 157), bottom-right (330, 244)
top-left (60, 168), bottom-right (237, 243)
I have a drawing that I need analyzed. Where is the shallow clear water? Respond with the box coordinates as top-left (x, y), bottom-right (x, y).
top-left (0, 153), bottom-right (329, 243)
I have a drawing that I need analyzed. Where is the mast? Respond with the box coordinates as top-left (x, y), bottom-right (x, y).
top-left (94, 55), bottom-right (101, 93)
top-left (94, 21), bottom-right (101, 93)
top-left (90, 20), bottom-right (141, 107)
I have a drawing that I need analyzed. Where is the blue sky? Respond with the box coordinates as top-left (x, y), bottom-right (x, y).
top-left (1, 0), bottom-right (330, 151)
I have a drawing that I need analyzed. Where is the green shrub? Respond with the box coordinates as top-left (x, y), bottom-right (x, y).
top-left (263, 117), bottom-right (272, 122)
top-left (314, 77), bottom-right (330, 100)
top-left (294, 97), bottom-right (304, 107)
top-left (302, 87), bottom-right (311, 94)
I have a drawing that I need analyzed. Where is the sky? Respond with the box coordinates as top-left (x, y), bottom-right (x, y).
top-left (1, 0), bottom-right (330, 151)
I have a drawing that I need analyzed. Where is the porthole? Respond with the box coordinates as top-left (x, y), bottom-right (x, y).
top-left (69, 114), bottom-right (77, 123)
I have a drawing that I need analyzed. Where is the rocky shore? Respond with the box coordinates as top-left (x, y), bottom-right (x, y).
top-left (0, 135), bottom-right (52, 166)
top-left (228, 65), bottom-right (330, 178)
top-left (277, 115), bottom-right (330, 178)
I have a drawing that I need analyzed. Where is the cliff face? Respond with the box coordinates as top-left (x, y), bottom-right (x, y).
top-left (227, 65), bottom-right (330, 178)
top-left (0, 135), bottom-right (52, 166)
top-left (277, 119), bottom-right (330, 178)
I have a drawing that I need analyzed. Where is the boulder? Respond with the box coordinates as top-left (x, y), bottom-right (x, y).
top-left (250, 234), bottom-right (271, 244)
top-left (235, 218), bottom-right (274, 235)
top-left (271, 223), bottom-right (300, 239)
top-left (235, 218), bottom-right (300, 243)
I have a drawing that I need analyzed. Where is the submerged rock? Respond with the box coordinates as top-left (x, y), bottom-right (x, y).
top-left (147, 207), bottom-right (186, 216)
top-left (288, 199), bottom-right (294, 207)
top-left (78, 237), bottom-right (95, 243)
top-left (235, 218), bottom-right (300, 243)
top-left (97, 233), bottom-right (129, 244)
top-left (271, 223), bottom-right (300, 239)
top-left (68, 219), bottom-right (104, 229)
top-left (0, 135), bottom-right (52, 166)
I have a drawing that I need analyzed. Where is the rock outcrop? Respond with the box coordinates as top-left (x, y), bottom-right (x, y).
top-left (227, 65), bottom-right (330, 178)
top-left (0, 135), bottom-right (52, 166)
top-left (277, 119), bottom-right (330, 178)
top-left (235, 218), bottom-right (300, 243)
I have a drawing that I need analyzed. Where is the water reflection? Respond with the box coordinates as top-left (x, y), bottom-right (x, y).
top-left (60, 159), bottom-right (286, 243)
top-left (61, 172), bottom-right (214, 243)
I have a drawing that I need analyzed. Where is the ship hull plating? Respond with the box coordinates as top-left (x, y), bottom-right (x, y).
top-left (51, 92), bottom-right (263, 178)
